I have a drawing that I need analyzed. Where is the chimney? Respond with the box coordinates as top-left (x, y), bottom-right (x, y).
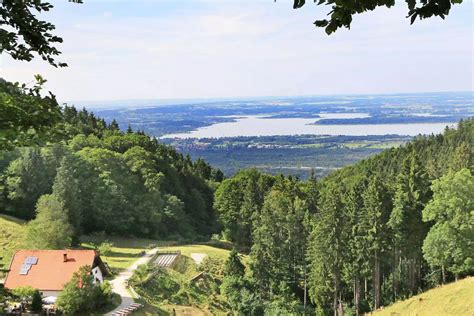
top-left (63, 253), bottom-right (68, 262)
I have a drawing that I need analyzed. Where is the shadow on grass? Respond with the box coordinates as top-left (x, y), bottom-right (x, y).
top-left (107, 251), bottom-right (142, 258)
top-left (77, 293), bottom-right (121, 316)
top-left (81, 235), bottom-right (179, 250)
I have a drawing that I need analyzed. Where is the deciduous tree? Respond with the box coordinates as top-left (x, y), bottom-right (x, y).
top-left (422, 168), bottom-right (474, 280)
top-left (26, 194), bottom-right (73, 249)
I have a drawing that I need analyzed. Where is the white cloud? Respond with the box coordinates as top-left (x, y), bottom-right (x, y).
top-left (0, 1), bottom-right (472, 103)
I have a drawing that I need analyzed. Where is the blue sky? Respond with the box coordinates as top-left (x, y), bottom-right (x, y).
top-left (1, 0), bottom-right (473, 103)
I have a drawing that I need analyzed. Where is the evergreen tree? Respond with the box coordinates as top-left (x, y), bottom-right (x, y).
top-left (308, 183), bottom-right (346, 315)
top-left (31, 290), bottom-right (43, 313)
top-left (52, 155), bottom-right (83, 244)
top-left (224, 248), bottom-right (245, 277)
top-left (388, 152), bottom-right (431, 296)
top-left (108, 119), bottom-right (120, 131)
top-left (362, 175), bottom-right (392, 310)
top-left (343, 181), bottom-right (370, 315)
top-left (250, 177), bottom-right (307, 302)
top-left (450, 142), bottom-right (471, 172)
top-left (303, 168), bottom-right (319, 214)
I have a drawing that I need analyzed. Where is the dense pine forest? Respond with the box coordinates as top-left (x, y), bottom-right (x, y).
top-left (1, 77), bottom-right (473, 315)
top-left (214, 118), bottom-right (473, 314)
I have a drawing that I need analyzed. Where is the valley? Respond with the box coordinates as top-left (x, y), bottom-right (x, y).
top-left (91, 92), bottom-right (472, 178)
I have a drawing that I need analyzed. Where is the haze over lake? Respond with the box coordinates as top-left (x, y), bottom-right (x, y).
top-left (162, 113), bottom-right (455, 139)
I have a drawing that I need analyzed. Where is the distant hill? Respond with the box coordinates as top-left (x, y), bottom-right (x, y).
top-left (371, 277), bottom-right (474, 316)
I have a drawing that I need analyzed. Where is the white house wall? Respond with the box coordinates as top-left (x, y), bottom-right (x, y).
top-left (92, 266), bottom-right (104, 283)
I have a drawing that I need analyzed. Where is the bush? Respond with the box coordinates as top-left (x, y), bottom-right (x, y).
top-left (197, 256), bottom-right (225, 279)
top-left (30, 290), bottom-right (43, 313)
top-left (56, 265), bottom-right (111, 314)
top-left (12, 286), bottom-right (36, 300)
top-left (97, 240), bottom-right (114, 257)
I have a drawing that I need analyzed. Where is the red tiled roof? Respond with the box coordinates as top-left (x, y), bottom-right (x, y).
top-left (4, 250), bottom-right (98, 291)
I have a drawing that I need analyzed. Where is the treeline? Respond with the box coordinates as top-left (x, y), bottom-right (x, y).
top-left (214, 119), bottom-right (473, 315)
top-left (0, 99), bottom-right (223, 242)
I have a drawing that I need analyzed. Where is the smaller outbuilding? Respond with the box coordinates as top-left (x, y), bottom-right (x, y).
top-left (4, 249), bottom-right (108, 298)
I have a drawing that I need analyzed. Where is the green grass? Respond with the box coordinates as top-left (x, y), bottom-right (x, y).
top-left (0, 214), bottom-right (26, 271)
top-left (0, 219), bottom-right (236, 314)
top-left (372, 277), bottom-right (474, 316)
top-left (133, 244), bottom-right (238, 315)
top-left (158, 244), bottom-right (231, 260)
top-left (80, 236), bottom-right (172, 272)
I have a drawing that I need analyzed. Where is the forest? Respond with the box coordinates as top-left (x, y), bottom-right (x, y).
top-left (1, 75), bottom-right (473, 314)
top-left (213, 119), bottom-right (473, 314)
top-left (1, 78), bottom-right (223, 244)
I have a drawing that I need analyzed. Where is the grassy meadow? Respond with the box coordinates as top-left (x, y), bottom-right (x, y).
top-left (0, 215), bottom-right (26, 272)
top-left (372, 277), bottom-right (474, 316)
top-left (80, 236), bottom-right (169, 272)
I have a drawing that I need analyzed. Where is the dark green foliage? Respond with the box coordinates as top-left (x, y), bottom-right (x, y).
top-left (56, 265), bottom-right (112, 315)
top-left (0, 76), bottom-right (62, 150)
top-left (60, 134), bottom-right (218, 238)
top-left (0, 77), bottom-right (222, 240)
top-left (250, 176), bottom-right (309, 299)
top-left (214, 119), bottom-right (473, 314)
top-left (224, 249), bottom-right (245, 277)
top-left (52, 154), bottom-right (83, 244)
top-left (293, 0), bottom-right (463, 35)
top-left (308, 183), bottom-right (346, 313)
top-left (0, 1), bottom-right (69, 66)
top-left (220, 276), bottom-right (264, 315)
top-left (388, 152), bottom-right (431, 297)
top-left (4, 147), bottom-right (53, 219)
top-left (30, 290), bottom-right (43, 313)
top-left (362, 175), bottom-right (392, 310)
top-left (214, 169), bottom-right (275, 250)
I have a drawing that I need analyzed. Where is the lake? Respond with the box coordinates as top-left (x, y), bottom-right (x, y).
top-left (161, 113), bottom-right (455, 139)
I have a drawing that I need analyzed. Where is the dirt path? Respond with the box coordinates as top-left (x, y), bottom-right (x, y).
top-left (105, 248), bottom-right (158, 315)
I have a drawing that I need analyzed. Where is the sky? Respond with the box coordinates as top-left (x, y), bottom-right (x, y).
top-left (0, 0), bottom-right (473, 104)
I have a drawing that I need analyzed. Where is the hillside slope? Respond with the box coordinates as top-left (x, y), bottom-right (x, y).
top-left (0, 214), bottom-right (26, 270)
top-left (372, 277), bottom-right (474, 316)
top-left (133, 244), bottom-right (241, 315)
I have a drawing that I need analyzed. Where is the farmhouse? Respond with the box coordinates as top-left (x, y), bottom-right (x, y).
top-left (4, 249), bottom-right (108, 298)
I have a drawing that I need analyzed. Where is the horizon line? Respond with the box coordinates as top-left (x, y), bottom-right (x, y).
top-left (68, 90), bottom-right (474, 110)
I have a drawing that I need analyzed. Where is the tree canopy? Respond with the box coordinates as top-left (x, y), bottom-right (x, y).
top-left (422, 168), bottom-right (474, 279)
top-left (0, 82), bottom-right (223, 241)
top-left (294, 0), bottom-right (464, 34)
top-left (0, 76), bottom-right (62, 150)
top-left (213, 118), bottom-right (473, 315)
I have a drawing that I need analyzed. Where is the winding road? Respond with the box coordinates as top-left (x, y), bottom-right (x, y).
top-left (105, 248), bottom-right (158, 316)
